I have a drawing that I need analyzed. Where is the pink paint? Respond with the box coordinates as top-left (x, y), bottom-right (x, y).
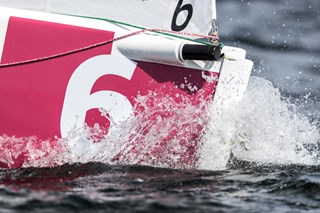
top-left (0, 17), bottom-right (218, 168)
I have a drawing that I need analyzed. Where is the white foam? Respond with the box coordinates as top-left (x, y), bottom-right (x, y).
top-left (1, 77), bottom-right (319, 170)
top-left (200, 76), bottom-right (320, 170)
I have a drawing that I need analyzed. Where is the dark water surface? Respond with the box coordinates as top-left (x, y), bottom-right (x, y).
top-left (1, 0), bottom-right (320, 212)
top-left (1, 162), bottom-right (320, 213)
top-left (218, 0), bottom-right (320, 120)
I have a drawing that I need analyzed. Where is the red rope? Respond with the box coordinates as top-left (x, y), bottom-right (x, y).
top-left (0, 28), bottom-right (219, 68)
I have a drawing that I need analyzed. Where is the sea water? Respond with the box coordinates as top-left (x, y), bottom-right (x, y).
top-left (1, 0), bottom-right (320, 212)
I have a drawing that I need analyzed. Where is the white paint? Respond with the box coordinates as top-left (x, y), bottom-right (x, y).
top-left (0, 0), bottom-right (216, 35)
top-left (222, 46), bottom-right (247, 59)
top-left (60, 55), bottom-right (136, 138)
top-left (0, 6), bottom-right (118, 32)
top-left (116, 34), bottom-right (184, 66)
top-left (0, 12), bottom-right (9, 62)
top-left (212, 56), bottom-right (253, 112)
top-left (0, 6), bottom-right (221, 72)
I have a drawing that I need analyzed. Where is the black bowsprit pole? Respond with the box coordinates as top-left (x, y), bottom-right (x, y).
top-left (181, 44), bottom-right (223, 61)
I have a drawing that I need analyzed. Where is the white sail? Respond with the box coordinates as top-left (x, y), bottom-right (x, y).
top-left (0, 0), bottom-right (216, 35)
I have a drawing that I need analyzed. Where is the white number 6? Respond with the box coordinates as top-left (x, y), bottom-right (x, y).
top-left (60, 55), bottom-right (136, 138)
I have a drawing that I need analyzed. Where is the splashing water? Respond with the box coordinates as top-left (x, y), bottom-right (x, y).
top-left (1, 77), bottom-right (319, 170)
top-left (0, 89), bottom-right (212, 169)
top-left (67, 89), bottom-right (211, 170)
top-left (200, 76), bottom-right (320, 170)
top-left (0, 135), bottom-right (69, 168)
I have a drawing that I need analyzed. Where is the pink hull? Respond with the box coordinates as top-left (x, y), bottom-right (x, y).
top-left (0, 16), bottom-right (218, 168)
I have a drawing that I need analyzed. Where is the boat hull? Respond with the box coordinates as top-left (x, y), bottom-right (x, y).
top-left (0, 13), bottom-right (217, 139)
top-left (0, 8), bottom-right (253, 169)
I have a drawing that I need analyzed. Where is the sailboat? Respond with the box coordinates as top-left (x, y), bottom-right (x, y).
top-left (0, 0), bottom-right (253, 169)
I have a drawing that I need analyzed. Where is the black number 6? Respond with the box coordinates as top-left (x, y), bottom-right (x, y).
top-left (171, 0), bottom-right (193, 31)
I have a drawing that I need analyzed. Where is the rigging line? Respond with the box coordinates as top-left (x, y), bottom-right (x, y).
top-left (0, 28), bottom-right (219, 68)
top-left (0, 14), bottom-right (219, 68)
top-left (62, 14), bottom-right (219, 45)
top-left (0, 30), bottom-right (140, 68)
